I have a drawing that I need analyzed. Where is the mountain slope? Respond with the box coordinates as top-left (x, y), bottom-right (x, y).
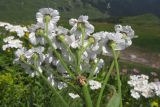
top-left (0, 0), bottom-right (160, 23)
top-left (0, 0), bottom-right (106, 23)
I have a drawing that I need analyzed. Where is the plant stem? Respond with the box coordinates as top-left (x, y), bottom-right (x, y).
top-left (61, 40), bottom-right (77, 64)
top-left (20, 59), bottom-right (69, 107)
top-left (88, 59), bottom-right (100, 79)
top-left (112, 49), bottom-right (122, 107)
top-left (44, 21), bottom-right (76, 79)
top-left (96, 60), bottom-right (114, 107)
top-left (81, 25), bottom-right (85, 47)
top-left (82, 84), bottom-right (93, 107)
top-left (96, 52), bottom-right (120, 107)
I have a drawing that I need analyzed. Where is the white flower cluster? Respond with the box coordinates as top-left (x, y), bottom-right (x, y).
top-left (1, 8), bottom-right (135, 93)
top-left (128, 74), bottom-right (160, 99)
top-left (2, 36), bottom-right (23, 50)
top-left (0, 22), bottom-right (28, 50)
top-left (0, 22), bottom-right (28, 37)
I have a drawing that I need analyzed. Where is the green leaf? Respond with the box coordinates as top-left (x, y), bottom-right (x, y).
top-left (106, 93), bottom-right (120, 107)
top-left (106, 85), bottom-right (120, 107)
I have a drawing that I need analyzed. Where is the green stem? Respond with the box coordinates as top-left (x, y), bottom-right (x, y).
top-left (20, 59), bottom-right (69, 107)
top-left (96, 52), bottom-right (120, 107)
top-left (112, 49), bottom-right (122, 107)
top-left (81, 25), bottom-right (85, 46)
top-left (61, 40), bottom-right (77, 64)
top-left (96, 60), bottom-right (114, 107)
top-left (44, 21), bottom-right (76, 79)
top-left (88, 59), bottom-right (100, 79)
top-left (77, 42), bottom-right (91, 74)
top-left (82, 84), bottom-right (93, 107)
top-left (76, 24), bottom-right (90, 74)
top-left (39, 72), bottom-right (69, 107)
top-left (44, 65), bottom-right (83, 98)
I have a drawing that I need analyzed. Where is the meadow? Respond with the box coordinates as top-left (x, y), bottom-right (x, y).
top-left (0, 11), bottom-right (160, 107)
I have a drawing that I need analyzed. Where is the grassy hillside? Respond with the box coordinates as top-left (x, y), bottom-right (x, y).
top-left (120, 14), bottom-right (160, 52)
top-left (0, 0), bottom-right (106, 24)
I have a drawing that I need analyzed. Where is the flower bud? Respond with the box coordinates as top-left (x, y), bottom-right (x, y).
top-left (7, 49), bottom-right (11, 53)
top-left (36, 28), bottom-right (44, 36)
top-left (25, 32), bottom-right (29, 38)
top-left (56, 34), bottom-right (65, 42)
top-left (77, 22), bottom-right (85, 31)
top-left (108, 40), bottom-right (116, 49)
top-left (32, 53), bottom-right (38, 59)
top-left (88, 37), bottom-right (95, 44)
top-left (20, 55), bottom-right (25, 61)
top-left (44, 15), bottom-right (52, 23)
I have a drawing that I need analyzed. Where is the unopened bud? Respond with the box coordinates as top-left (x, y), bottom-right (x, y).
top-left (44, 15), bottom-right (52, 23)
top-left (88, 37), bottom-right (95, 44)
top-left (25, 32), bottom-right (29, 38)
top-left (20, 55), bottom-right (25, 61)
top-left (32, 53), bottom-right (38, 60)
top-left (77, 22), bottom-right (85, 31)
top-left (108, 40), bottom-right (116, 49)
top-left (36, 28), bottom-right (44, 36)
top-left (56, 34), bottom-right (65, 42)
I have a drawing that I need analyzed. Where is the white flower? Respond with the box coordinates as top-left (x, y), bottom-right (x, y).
top-left (2, 37), bottom-right (23, 50)
top-left (24, 47), bottom-right (45, 59)
top-left (85, 32), bottom-right (106, 59)
top-left (122, 25), bottom-right (135, 39)
top-left (28, 23), bottom-right (46, 45)
top-left (14, 48), bottom-right (27, 62)
top-left (3, 36), bottom-right (14, 43)
top-left (150, 82), bottom-right (160, 96)
top-left (69, 15), bottom-right (94, 36)
top-left (47, 74), bottom-right (67, 90)
top-left (114, 24), bottom-right (135, 48)
top-left (114, 24), bottom-right (123, 33)
top-left (49, 26), bottom-right (69, 50)
top-left (94, 59), bottom-right (104, 75)
top-left (14, 47), bottom-right (45, 77)
top-left (88, 80), bottom-right (101, 90)
top-left (68, 93), bottom-right (80, 99)
top-left (48, 74), bottom-right (55, 86)
top-left (36, 8), bottom-right (60, 25)
top-left (9, 25), bottom-right (28, 37)
top-left (56, 60), bottom-right (68, 75)
top-left (57, 82), bottom-right (67, 90)
top-left (130, 89), bottom-right (140, 99)
top-left (69, 34), bottom-right (81, 48)
top-left (0, 21), bottom-right (10, 27)
top-left (101, 32), bottom-right (125, 55)
top-left (55, 26), bottom-right (68, 35)
top-left (128, 74), bottom-right (160, 99)
top-left (115, 25), bottom-right (135, 39)
top-left (4, 24), bottom-right (28, 37)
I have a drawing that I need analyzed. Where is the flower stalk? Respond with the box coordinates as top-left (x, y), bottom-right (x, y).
top-left (96, 52), bottom-right (120, 107)
top-left (20, 57), bottom-right (69, 107)
top-left (111, 47), bottom-right (123, 107)
top-left (82, 84), bottom-right (93, 107)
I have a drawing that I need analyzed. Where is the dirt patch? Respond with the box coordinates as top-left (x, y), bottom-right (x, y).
top-left (121, 46), bottom-right (160, 69)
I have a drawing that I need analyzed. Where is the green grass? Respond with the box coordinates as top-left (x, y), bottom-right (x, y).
top-left (0, 0), bottom-right (106, 24)
top-left (120, 14), bottom-right (160, 52)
